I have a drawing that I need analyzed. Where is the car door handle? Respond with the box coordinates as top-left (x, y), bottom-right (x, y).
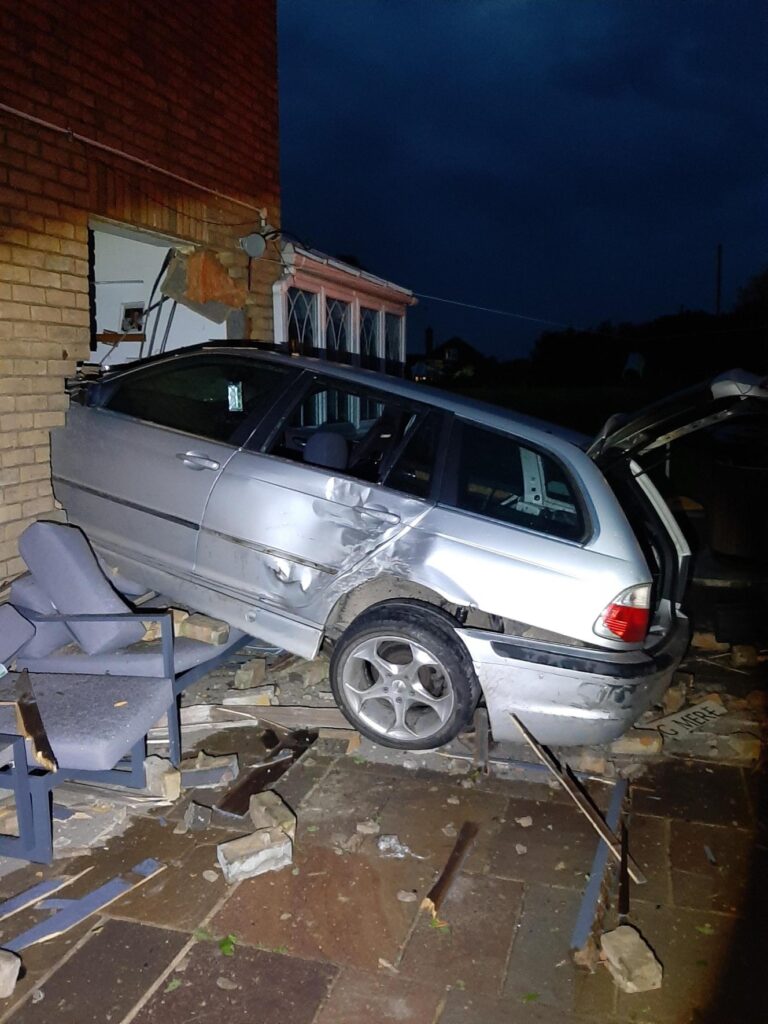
top-left (357, 505), bottom-right (401, 525)
top-left (176, 452), bottom-right (221, 471)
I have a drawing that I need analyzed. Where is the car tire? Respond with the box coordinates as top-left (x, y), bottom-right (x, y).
top-left (329, 600), bottom-right (481, 750)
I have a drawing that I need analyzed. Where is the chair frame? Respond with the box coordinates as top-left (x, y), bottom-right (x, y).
top-left (0, 608), bottom-right (250, 863)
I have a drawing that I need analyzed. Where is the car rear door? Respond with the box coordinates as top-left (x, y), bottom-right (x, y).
top-left (52, 354), bottom-right (296, 575)
top-left (195, 374), bottom-right (439, 620)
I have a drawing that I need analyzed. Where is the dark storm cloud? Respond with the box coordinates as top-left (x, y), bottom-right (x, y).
top-left (278, 0), bottom-right (766, 356)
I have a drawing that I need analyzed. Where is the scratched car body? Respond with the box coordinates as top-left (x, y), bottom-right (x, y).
top-left (51, 349), bottom-right (767, 749)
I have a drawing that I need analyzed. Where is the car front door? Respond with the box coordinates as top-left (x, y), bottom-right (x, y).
top-left (195, 375), bottom-right (438, 622)
top-left (52, 354), bottom-right (296, 575)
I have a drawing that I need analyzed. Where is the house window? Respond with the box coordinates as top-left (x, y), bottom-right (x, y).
top-left (325, 298), bottom-right (350, 362)
top-left (286, 288), bottom-right (317, 356)
top-left (359, 306), bottom-right (379, 368)
top-left (385, 312), bottom-right (403, 369)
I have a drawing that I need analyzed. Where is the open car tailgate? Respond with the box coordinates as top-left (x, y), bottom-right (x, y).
top-left (589, 369), bottom-right (768, 466)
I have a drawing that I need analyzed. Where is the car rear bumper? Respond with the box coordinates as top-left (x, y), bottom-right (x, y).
top-left (457, 618), bottom-right (690, 746)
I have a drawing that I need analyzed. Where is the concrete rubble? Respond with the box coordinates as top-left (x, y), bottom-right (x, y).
top-left (248, 791), bottom-right (297, 839)
top-left (178, 613), bottom-right (230, 645)
top-left (181, 751), bottom-right (239, 789)
top-left (215, 790), bottom-right (297, 882)
top-left (143, 755), bottom-right (181, 801)
top-left (233, 658), bottom-right (267, 690)
top-left (600, 924), bottom-right (663, 993)
top-left (223, 685), bottom-right (278, 706)
top-left (217, 826), bottom-right (293, 883)
top-left (0, 951), bottom-right (21, 998)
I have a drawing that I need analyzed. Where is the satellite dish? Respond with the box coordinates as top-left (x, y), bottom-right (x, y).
top-left (239, 233), bottom-right (267, 259)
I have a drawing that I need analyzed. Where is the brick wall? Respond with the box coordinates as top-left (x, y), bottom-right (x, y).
top-left (0, 0), bottom-right (280, 584)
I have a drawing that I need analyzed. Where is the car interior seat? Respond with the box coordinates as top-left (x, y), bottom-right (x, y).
top-left (303, 430), bottom-right (349, 471)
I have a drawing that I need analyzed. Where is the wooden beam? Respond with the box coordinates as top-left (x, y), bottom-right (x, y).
top-left (420, 821), bottom-right (479, 920)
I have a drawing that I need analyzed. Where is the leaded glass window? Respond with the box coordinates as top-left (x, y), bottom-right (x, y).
top-left (360, 307), bottom-right (379, 368)
top-left (326, 298), bottom-right (350, 361)
top-left (286, 288), bottom-right (317, 356)
top-left (385, 312), bottom-right (403, 365)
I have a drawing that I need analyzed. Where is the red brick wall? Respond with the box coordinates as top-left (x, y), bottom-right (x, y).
top-left (0, 0), bottom-right (280, 584)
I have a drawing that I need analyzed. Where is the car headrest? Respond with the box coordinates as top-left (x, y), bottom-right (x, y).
top-left (303, 430), bottom-right (348, 471)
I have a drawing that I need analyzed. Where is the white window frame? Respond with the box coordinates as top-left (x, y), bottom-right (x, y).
top-left (273, 276), bottom-right (407, 365)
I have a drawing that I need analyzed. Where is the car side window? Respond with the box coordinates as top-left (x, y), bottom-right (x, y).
top-left (450, 423), bottom-right (584, 540)
top-left (385, 412), bottom-right (442, 499)
top-left (266, 380), bottom-right (419, 484)
top-left (102, 358), bottom-right (291, 444)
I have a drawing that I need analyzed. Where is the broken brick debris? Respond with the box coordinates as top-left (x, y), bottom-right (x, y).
top-left (248, 791), bottom-right (296, 839)
top-left (690, 631), bottom-right (730, 653)
top-left (143, 756), bottom-right (181, 800)
top-left (174, 802), bottom-right (213, 835)
top-left (141, 608), bottom-right (189, 642)
top-left (233, 658), bottom-right (267, 690)
top-left (731, 644), bottom-right (760, 669)
top-left (217, 826), bottom-right (293, 883)
top-left (600, 924), bottom-right (663, 993)
top-left (610, 732), bottom-right (663, 756)
top-left (180, 752), bottom-right (239, 790)
top-left (0, 950), bottom-right (21, 998)
top-left (177, 613), bottom-right (230, 646)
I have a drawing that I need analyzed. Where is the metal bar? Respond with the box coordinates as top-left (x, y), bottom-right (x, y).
top-left (472, 706), bottom-right (490, 775)
top-left (5, 860), bottom-right (165, 952)
top-left (511, 714), bottom-right (645, 884)
top-left (618, 820), bottom-right (630, 922)
top-left (172, 634), bottom-right (251, 697)
top-left (570, 777), bottom-right (627, 952)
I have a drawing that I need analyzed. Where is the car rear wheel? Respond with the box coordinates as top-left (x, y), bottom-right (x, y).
top-left (329, 601), bottom-right (481, 750)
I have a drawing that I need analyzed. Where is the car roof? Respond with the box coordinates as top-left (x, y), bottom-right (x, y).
top-left (103, 342), bottom-right (590, 451)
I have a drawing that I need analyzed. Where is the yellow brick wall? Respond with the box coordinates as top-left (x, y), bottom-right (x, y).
top-left (0, 0), bottom-right (280, 586)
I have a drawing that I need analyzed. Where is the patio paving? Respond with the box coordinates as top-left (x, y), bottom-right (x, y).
top-left (0, 663), bottom-right (764, 1024)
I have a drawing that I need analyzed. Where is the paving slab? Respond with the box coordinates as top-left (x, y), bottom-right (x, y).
top-left (106, 837), bottom-right (228, 931)
top-left (10, 919), bottom-right (187, 1024)
top-left (627, 813), bottom-right (671, 905)
top-left (399, 872), bottom-right (523, 993)
top-left (374, 779), bottom-right (509, 874)
top-left (669, 819), bottom-right (763, 915)
top-left (503, 883), bottom-right (616, 1019)
top-left (631, 762), bottom-right (752, 826)
top-left (314, 966), bottom-right (445, 1023)
top-left (487, 798), bottom-right (596, 888)
top-left (0, 916), bottom-right (94, 1016)
top-left (438, 987), bottom-right (611, 1023)
top-left (271, 756), bottom-right (330, 809)
top-left (133, 942), bottom-right (336, 1024)
top-left (212, 843), bottom-right (430, 970)
top-left (296, 764), bottom-right (414, 849)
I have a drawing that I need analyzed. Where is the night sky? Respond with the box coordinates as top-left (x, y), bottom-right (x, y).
top-left (278, 1), bottom-right (766, 358)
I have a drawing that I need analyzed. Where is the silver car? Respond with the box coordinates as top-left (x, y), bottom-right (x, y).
top-left (51, 349), bottom-right (767, 749)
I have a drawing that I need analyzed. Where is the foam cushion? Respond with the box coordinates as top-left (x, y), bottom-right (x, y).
top-left (28, 672), bottom-right (173, 771)
top-left (96, 556), bottom-right (152, 598)
top-left (18, 523), bottom-right (145, 656)
top-left (9, 574), bottom-right (74, 658)
top-left (0, 605), bottom-right (36, 664)
top-left (303, 431), bottom-right (348, 470)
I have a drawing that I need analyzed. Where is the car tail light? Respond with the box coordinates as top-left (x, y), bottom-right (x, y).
top-left (594, 584), bottom-right (651, 643)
